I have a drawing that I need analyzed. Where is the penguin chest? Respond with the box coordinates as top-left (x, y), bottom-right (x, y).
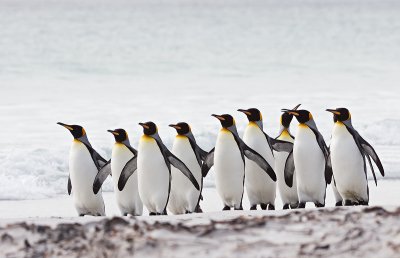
top-left (294, 125), bottom-right (325, 199)
top-left (214, 129), bottom-right (244, 199)
top-left (69, 141), bottom-right (104, 212)
top-left (137, 136), bottom-right (169, 211)
top-left (330, 123), bottom-right (366, 199)
top-left (243, 124), bottom-right (275, 202)
top-left (69, 141), bottom-right (98, 190)
top-left (111, 144), bottom-right (139, 203)
top-left (171, 136), bottom-right (201, 189)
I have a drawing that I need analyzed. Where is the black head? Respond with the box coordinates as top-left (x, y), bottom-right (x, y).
top-left (280, 104), bottom-right (301, 128)
top-left (57, 122), bottom-right (86, 139)
top-left (237, 108), bottom-right (262, 122)
top-left (326, 108), bottom-right (351, 122)
top-left (139, 121), bottom-right (157, 135)
top-left (212, 114), bottom-right (235, 128)
top-left (283, 109), bottom-right (313, 124)
top-left (280, 112), bottom-right (294, 128)
top-left (169, 122), bottom-right (191, 135)
top-left (107, 128), bottom-right (129, 143)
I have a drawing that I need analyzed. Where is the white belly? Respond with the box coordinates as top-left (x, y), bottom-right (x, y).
top-left (69, 140), bottom-right (105, 216)
top-left (168, 136), bottom-right (202, 214)
top-left (111, 144), bottom-right (143, 216)
top-left (243, 124), bottom-right (276, 206)
top-left (275, 131), bottom-right (299, 205)
top-left (294, 125), bottom-right (326, 204)
top-left (330, 123), bottom-right (368, 202)
top-left (214, 129), bottom-right (244, 209)
top-left (137, 136), bottom-right (170, 213)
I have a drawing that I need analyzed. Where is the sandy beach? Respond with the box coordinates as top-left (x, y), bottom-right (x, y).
top-left (0, 180), bottom-right (399, 257)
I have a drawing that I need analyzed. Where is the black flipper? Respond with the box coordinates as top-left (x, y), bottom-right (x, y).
top-left (235, 136), bottom-right (276, 181)
top-left (308, 127), bottom-right (332, 184)
top-left (154, 139), bottom-right (200, 191)
top-left (325, 151), bottom-right (333, 185)
top-left (81, 142), bottom-right (107, 170)
top-left (284, 150), bottom-right (295, 187)
top-left (202, 148), bottom-right (215, 177)
top-left (345, 125), bottom-right (384, 183)
top-left (93, 160), bottom-right (112, 194)
top-left (188, 137), bottom-right (208, 166)
top-left (164, 148), bottom-right (200, 191)
top-left (366, 154), bottom-right (378, 186)
top-left (68, 176), bottom-right (72, 195)
top-left (117, 156), bottom-right (138, 191)
top-left (266, 133), bottom-right (293, 153)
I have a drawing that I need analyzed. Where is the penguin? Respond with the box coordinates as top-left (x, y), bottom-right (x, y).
top-left (326, 108), bottom-right (384, 206)
top-left (117, 122), bottom-right (200, 215)
top-left (93, 129), bottom-right (143, 216)
top-left (274, 105), bottom-right (300, 209)
top-left (237, 108), bottom-right (292, 210)
top-left (167, 122), bottom-right (207, 214)
top-left (281, 108), bottom-right (332, 208)
top-left (57, 122), bottom-right (106, 216)
top-left (202, 114), bottom-right (276, 211)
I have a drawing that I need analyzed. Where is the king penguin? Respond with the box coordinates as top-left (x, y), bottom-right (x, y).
top-left (117, 122), bottom-right (200, 215)
top-left (167, 122), bottom-right (207, 214)
top-left (93, 129), bottom-right (143, 216)
top-left (274, 105), bottom-right (300, 209)
top-left (57, 122), bottom-right (106, 216)
top-left (202, 114), bottom-right (277, 211)
top-left (238, 108), bottom-right (292, 210)
top-left (281, 108), bottom-right (332, 208)
top-left (327, 108), bottom-right (384, 206)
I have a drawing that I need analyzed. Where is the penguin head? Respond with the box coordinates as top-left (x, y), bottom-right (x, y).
top-left (237, 108), bottom-right (262, 122)
top-left (139, 121), bottom-right (158, 136)
top-left (280, 104), bottom-right (301, 128)
top-left (57, 122), bottom-right (86, 139)
top-left (280, 112), bottom-right (294, 128)
top-left (212, 114), bottom-right (235, 128)
top-left (107, 128), bottom-right (129, 143)
top-left (326, 108), bottom-right (351, 123)
top-left (283, 109), bottom-right (313, 124)
top-left (169, 122), bottom-right (191, 135)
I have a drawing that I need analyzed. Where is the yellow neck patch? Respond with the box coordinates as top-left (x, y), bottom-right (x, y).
top-left (141, 135), bottom-right (155, 142)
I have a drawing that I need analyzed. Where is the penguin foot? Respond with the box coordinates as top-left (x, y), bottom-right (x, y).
top-left (149, 212), bottom-right (156, 216)
top-left (234, 206), bottom-right (243, 211)
top-left (222, 206), bottom-right (230, 211)
top-left (260, 204), bottom-right (268, 210)
top-left (298, 202), bottom-right (306, 209)
top-left (123, 213), bottom-right (128, 216)
top-left (79, 214), bottom-right (85, 217)
top-left (290, 203), bottom-right (299, 209)
top-left (314, 202), bottom-right (325, 208)
top-left (283, 204), bottom-right (290, 210)
top-left (359, 200), bottom-right (369, 206)
top-left (335, 201), bottom-right (343, 207)
top-left (195, 205), bottom-right (203, 213)
top-left (250, 205), bottom-right (257, 210)
top-left (267, 204), bottom-right (275, 210)
top-left (344, 200), bottom-right (355, 206)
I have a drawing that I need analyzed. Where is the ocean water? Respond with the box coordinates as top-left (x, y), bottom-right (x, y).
top-left (0, 0), bottom-right (399, 200)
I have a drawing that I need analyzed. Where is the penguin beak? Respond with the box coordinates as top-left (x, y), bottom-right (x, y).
top-left (139, 122), bottom-right (149, 129)
top-left (212, 114), bottom-right (225, 121)
top-left (326, 109), bottom-right (341, 115)
top-left (237, 109), bottom-right (252, 116)
top-left (57, 122), bottom-right (74, 131)
top-left (169, 124), bottom-right (181, 130)
top-left (107, 129), bottom-right (119, 136)
top-left (281, 110), bottom-right (299, 116)
top-left (292, 104), bottom-right (301, 110)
